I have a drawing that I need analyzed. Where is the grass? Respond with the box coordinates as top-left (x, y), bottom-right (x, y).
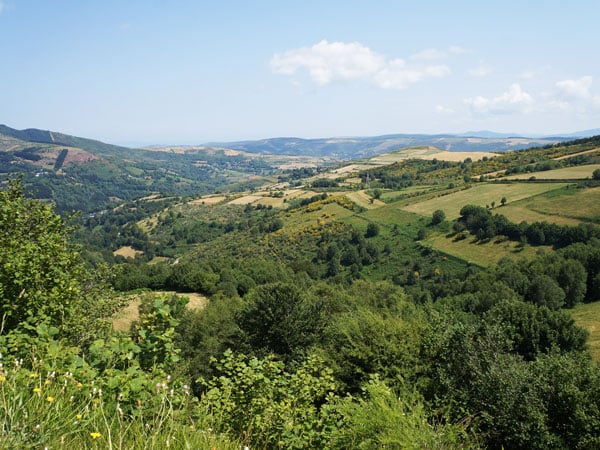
top-left (401, 182), bottom-right (570, 219)
top-left (570, 301), bottom-right (600, 361)
top-left (423, 233), bottom-right (548, 267)
top-left (499, 204), bottom-right (583, 226)
top-left (503, 164), bottom-right (600, 180)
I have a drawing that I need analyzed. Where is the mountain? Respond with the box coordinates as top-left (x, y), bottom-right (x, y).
top-left (546, 128), bottom-right (600, 138)
top-left (0, 125), bottom-right (290, 212)
top-left (207, 133), bottom-right (568, 158)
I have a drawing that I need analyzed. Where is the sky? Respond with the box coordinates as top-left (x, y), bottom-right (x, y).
top-left (1, 1), bottom-right (600, 145)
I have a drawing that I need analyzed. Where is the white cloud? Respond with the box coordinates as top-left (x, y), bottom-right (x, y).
top-left (556, 76), bottom-right (593, 100)
top-left (464, 83), bottom-right (533, 115)
top-left (270, 40), bottom-right (384, 86)
top-left (435, 105), bottom-right (455, 115)
top-left (271, 40), bottom-right (452, 90)
top-left (468, 64), bottom-right (491, 77)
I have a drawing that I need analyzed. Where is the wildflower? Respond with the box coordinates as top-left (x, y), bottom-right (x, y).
top-left (33, 387), bottom-right (41, 393)
top-left (90, 432), bottom-right (101, 439)
top-left (76, 382), bottom-right (83, 389)
top-left (44, 380), bottom-right (51, 386)
top-left (47, 396), bottom-right (55, 403)
top-left (29, 373), bottom-right (37, 379)
top-left (76, 414), bottom-right (82, 420)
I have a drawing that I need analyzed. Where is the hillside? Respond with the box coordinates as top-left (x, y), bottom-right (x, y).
top-left (4, 134), bottom-right (600, 450)
top-left (77, 134), bottom-right (600, 274)
top-left (0, 125), bottom-right (328, 212)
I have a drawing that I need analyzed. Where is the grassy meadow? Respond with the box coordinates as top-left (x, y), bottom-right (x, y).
top-left (401, 182), bottom-right (570, 219)
top-left (503, 164), bottom-right (600, 180)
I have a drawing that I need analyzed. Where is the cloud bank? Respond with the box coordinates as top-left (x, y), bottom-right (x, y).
top-left (270, 40), bottom-right (451, 90)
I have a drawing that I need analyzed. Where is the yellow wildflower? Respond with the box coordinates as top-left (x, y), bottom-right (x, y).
top-left (76, 414), bottom-right (82, 420)
top-left (46, 396), bottom-right (55, 403)
top-left (33, 387), bottom-right (41, 393)
top-left (44, 380), bottom-right (51, 386)
top-left (0, 375), bottom-right (5, 383)
top-left (29, 373), bottom-right (37, 378)
top-left (90, 432), bottom-right (101, 439)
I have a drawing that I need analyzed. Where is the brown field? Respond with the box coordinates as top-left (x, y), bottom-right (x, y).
top-left (504, 164), bottom-right (600, 180)
top-left (227, 194), bottom-right (263, 205)
top-left (343, 190), bottom-right (386, 209)
top-left (113, 246), bottom-right (144, 259)
top-left (190, 195), bottom-right (227, 205)
top-left (112, 291), bottom-right (208, 332)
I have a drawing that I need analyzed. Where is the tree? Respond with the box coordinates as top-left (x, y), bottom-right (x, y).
top-left (0, 178), bottom-right (117, 345)
top-left (431, 209), bottom-right (446, 225)
top-left (365, 222), bottom-right (380, 238)
top-left (501, 196), bottom-right (507, 206)
top-left (239, 283), bottom-right (325, 358)
top-left (0, 178), bottom-right (85, 334)
top-left (593, 168), bottom-right (600, 180)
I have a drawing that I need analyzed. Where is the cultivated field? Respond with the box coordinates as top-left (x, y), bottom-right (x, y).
top-left (503, 164), bottom-right (600, 180)
top-left (343, 190), bottom-right (385, 209)
top-left (571, 302), bottom-right (600, 361)
top-left (401, 182), bottom-right (570, 219)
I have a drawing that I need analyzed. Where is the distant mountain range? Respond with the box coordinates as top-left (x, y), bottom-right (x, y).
top-left (206, 132), bottom-right (580, 159)
top-left (1, 123), bottom-right (599, 211)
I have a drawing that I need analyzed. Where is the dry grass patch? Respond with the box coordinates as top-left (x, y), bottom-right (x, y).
top-left (190, 195), bottom-right (227, 205)
top-left (113, 246), bottom-right (144, 259)
top-left (227, 194), bottom-right (262, 205)
top-left (112, 291), bottom-right (208, 332)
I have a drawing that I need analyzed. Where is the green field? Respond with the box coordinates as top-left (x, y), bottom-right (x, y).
top-left (423, 233), bottom-right (547, 267)
top-left (401, 182), bottom-right (570, 219)
top-left (504, 164), bottom-right (600, 180)
top-left (571, 302), bottom-right (600, 361)
top-left (510, 186), bottom-right (599, 223)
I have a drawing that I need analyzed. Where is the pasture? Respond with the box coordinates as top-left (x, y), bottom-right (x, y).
top-left (500, 186), bottom-right (600, 225)
top-left (401, 182), bottom-right (570, 219)
top-left (503, 164), bottom-right (600, 180)
top-left (423, 233), bottom-right (547, 267)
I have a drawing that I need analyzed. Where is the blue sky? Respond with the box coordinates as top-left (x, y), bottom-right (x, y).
top-left (1, 1), bottom-right (599, 145)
